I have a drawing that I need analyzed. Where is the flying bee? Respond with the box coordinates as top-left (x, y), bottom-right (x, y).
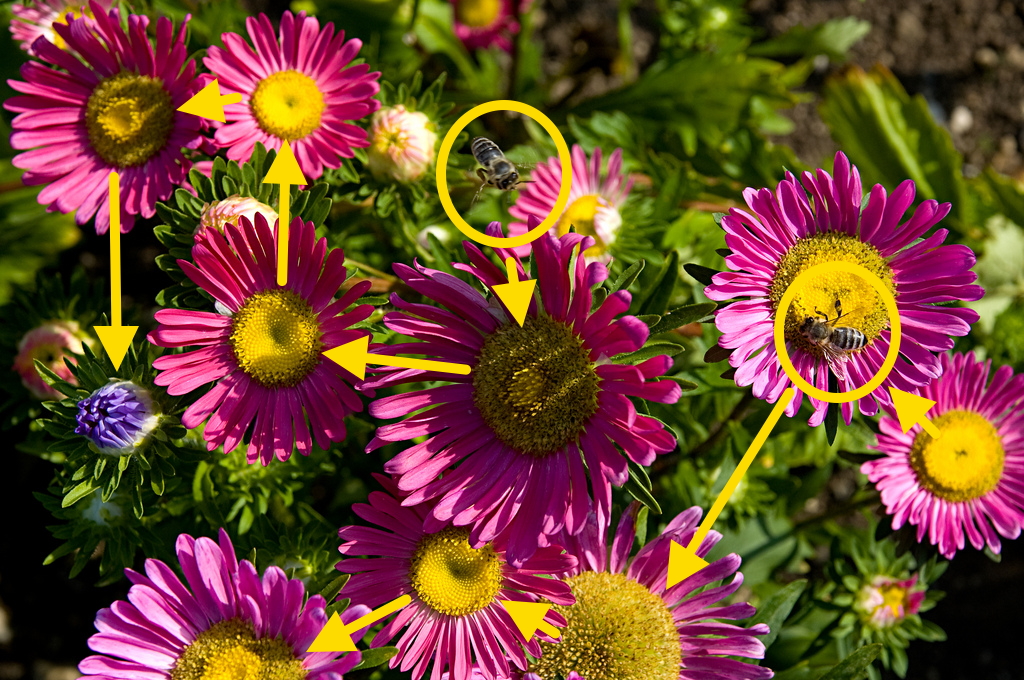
top-left (799, 299), bottom-right (869, 380)
top-left (470, 137), bottom-right (531, 205)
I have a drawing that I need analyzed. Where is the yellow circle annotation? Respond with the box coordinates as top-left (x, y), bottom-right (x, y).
top-left (772, 261), bottom-right (902, 404)
top-left (435, 100), bottom-right (572, 248)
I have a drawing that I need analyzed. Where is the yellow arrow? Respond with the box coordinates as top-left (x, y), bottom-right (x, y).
top-left (668, 387), bottom-right (796, 587)
top-left (176, 79), bottom-right (243, 122)
top-left (500, 601), bottom-right (561, 641)
top-left (888, 387), bottom-right (941, 438)
top-left (262, 142), bottom-right (307, 286)
top-left (307, 594), bottom-right (412, 653)
top-left (324, 336), bottom-right (472, 381)
top-left (93, 172), bottom-right (138, 371)
top-left (492, 257), bottom-right (536, 326)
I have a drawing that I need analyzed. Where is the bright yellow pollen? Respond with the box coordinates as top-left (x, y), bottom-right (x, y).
top-left (878, 584), bottom-right (908, 618)
top-left (409, 527), bottom-right (503, 617)
top-left (455, 0), bottom-right (503, 28)
top-left (85, 72), bottom-right (173, 168)
top-left (230, 290), bottom-right (322, 388)
top-left (770, 232), bottom-right (895, 357)
top-left (530, 571), bottom-right (680, 680)
top-left (473, 315), bottom-right (600, 457)
top-left (170, 618), bottom-right (306, 680)
top-left (250, 70), bottom-right (325, 141)
top-left (910, 409), bottom-right (1005, 502)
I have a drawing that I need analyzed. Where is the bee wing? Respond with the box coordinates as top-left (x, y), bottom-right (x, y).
top-left (820, 342), bottom-right (851, 382)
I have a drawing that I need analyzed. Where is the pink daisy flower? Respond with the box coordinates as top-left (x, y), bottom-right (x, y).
top-left (450, 0), bottom-right (524, 52)
top-left (337, 476), bottom-right (575, 680)
top-left (705, 151), bottom-right (983, 426)
top-left (204, 11), bottom-right (381, 181)
top-left (509, 145), bottom-right (633, 260)
top-left (363, 222), bottom-right (681, 567)
top-left (525, 503), bottom-right (773, 680)
top-left (9, 0), bottom-right (112, 55)
top-left (5, 3), bottom-right (207, 234)
top-left (864, 351), bottom-right (1024, 558)
top-left (78, 528), bottom-right (366, 680)
top-left (148, 214), bottom-right (373, 465)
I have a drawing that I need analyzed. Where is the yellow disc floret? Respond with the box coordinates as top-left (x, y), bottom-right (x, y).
top-left (171, 618), bottom-right (307, 680)
top-left (85, 71), bottom-right (174, 168)
top-left (409, 527), bottom-right (504, 617)
top-left (910, 409), bottom-right (1005, 502)
top-left (250, 70), bottom-right (325, 141)
top-left (473, 315), bottom-right (600, 456)
top-left (529, 571), bottom-right (680, 680)
top-left (230, 290), bottom-right (322, 388)
top-left (455, 0), bottom-right (503, 28)
top-left (770, 232), bottom-right (895, 356)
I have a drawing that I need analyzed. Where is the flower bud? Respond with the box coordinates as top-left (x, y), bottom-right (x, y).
top-left (197, 195), bottom-right (278, 238)
top-left (367, 105), bottom-right (438, 183)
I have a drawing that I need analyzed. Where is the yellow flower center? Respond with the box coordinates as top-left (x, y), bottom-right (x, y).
top-left (170, 618), bottom-right (306, 680)
top-left (473, 315), bottom-right (600, 457)
top-left (50, 5), bottom-right (91, 51)
top-left (878, 584), bottom-right (909, 618)
top-left (909, 409), bottom-right (1005, 502)
top-left (408, 527), bottom-right (504, 617)
top-left (529, 571), bottom-right (680, 680)
top-left (770, 232), bottom-right (895, 357)
top-left (229, 290), bottom-right (322, 388)
top-left (85, 71), bottom-right (174, 168)
top-left (455, 0), bottom-right (503, 28)
top-left (555, 194), bottom-right (614, 256)
top-left (250, 70), bottom-right (325, 142)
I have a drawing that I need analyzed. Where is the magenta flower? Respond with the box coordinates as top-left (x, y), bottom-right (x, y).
top-left (5, 3), bottom-right (207, 234)
top-left (864, 351), bottom-right (1024, 558)
top-left (12, 320), bottom-right (88, 399)
top-left (363, 223), bottom-right (680, 567)
top-left (854, 575), bottom-right (927, 629)
top-left (148, 215), bottom-right (372, 465)
top-left (705, 151), bottom-right (983, 425)
top-left (337, 476), bottom-right (575, 680)
top-left (205, 11), bottom-right (381, 181)
top-left (525, 503), bottom-right (773, 680)
top-left (509, 145), bottom-right (633, 260)
top-left (450, 0), bottom-right (524, 52)
top-left (78, 528), bottom-right (365, 680)
top-left (9, 0), bottom-right (113, 55)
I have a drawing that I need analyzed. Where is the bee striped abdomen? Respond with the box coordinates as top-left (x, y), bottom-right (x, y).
top-left (831, 327), bottom-right (868, 351)
top-left (471, 137), bottom-right (503, 166)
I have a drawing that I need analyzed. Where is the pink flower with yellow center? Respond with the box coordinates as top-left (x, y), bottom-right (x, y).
top-left (509, 145), bottom-right (633, 260)
top-left (854, 575), bottom-right (926, 629)
top-left (196, 195), bottom-right (278, 239)
top-left (12, 320), bottom-right (88, 399)
top-left (9, 0), bottom-right (112, 56)
top-left (450, 0), bottom-right (524, 52)
top-left (367, 105), bottom-right (438, 183)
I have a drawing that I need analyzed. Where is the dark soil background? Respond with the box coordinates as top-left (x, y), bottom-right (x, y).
top-left (1, 0), bottom-right (1023, 678)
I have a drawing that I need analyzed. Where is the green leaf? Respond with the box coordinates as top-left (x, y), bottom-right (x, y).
top-left (614, 342), bottom-right (684, 365)
top-left (624, 461), bottom-right (662, 514)
top-left (747, 580), bottom-right (807, 651)
top-left (683, 263), bottom-right (719, 287)
top-left (648, 302), bottom-right (717, 334)
top-left (62, 480), bottom-right (98, 508)
top-left (816, 644), bottom-right (882, 680)
top-left (320, 573), bottom-right (351, 602)
top-left (352, 646), bottom-right (400, 670)
top-left (638, 251), bottom-right (679, 315)
top-left (609, 259), bottom-right (645, 293)
top-left (749, 17), bottom-right (870, 62)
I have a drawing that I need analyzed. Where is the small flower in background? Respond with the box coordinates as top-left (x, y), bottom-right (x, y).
top-left (828, 531), bottom-right (945, 678)
top-left (527, 503), bottom-right (773, 680)
top-left (149, 215), bottom-right (373, 465)
top-left (704, 151), bottom-right (983, 426)
top-left (205, 11), bottom-right (381, 181)
top-left (12, 319), bottom-right (89, 399)
top-left (337, 476), bottom-right (575, 680)
top-left (196, 194), bottom-right (278, 239)
top-left (855, 575), bottom-right (926, 629)
top-left (510, 145), bottom-right (634, 260)
top-left (363, 222), bottom-right (680, 567)
top-left (74, 381), bottom-right (159, 455)
top-left (451, 0), bottom-right (523, 52)
top-left (78, 529), bottom-right (367, 680)
top-left (367, 105), bottom-right (438, 183)
top-left (9, 0), bottom-right (112, 55)
top-left (5, 4), bottom-right (207, 233)
top-left (864, 352), bottom-right (1024, 559)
